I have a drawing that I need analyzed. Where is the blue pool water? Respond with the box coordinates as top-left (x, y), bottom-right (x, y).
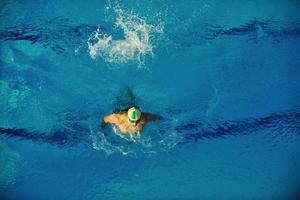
top-left (1, 0), bottom-right (300, 199)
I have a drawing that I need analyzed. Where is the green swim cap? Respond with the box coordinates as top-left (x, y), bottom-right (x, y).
top-left (128, 107), bottom-right (141, 123)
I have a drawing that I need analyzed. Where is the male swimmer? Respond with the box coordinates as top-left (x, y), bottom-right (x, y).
top-left (103, 106), bottom-right (162, 135)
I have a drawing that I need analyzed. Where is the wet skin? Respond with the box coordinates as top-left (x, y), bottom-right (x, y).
top-left (103, 112), bottom-right (161, 134)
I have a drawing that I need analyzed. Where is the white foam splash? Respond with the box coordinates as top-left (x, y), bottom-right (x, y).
top-left (88, 3), bottom-right (163, 66)
top-left (90, 128), bottom-right (133, 156)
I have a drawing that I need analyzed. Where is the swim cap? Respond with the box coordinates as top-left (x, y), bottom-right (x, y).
top-left (128, 107), bottom-right (141, 123)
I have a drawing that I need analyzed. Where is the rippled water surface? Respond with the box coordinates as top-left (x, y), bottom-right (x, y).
top-left (1, 0), bottom-right (300, 199)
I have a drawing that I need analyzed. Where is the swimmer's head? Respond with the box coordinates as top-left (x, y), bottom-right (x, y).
top-left (128, 107), bottom-right (141, 124)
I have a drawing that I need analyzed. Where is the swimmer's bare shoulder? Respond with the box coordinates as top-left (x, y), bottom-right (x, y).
top-left (102, 111), bottom-right (162, 133)
top-left (103, 113), bottom-right (124, 124)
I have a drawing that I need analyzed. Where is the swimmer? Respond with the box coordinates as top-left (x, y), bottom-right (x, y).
top-left (103, 106), bottom-right (162, 135)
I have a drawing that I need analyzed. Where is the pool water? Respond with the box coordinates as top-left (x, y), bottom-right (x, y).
top-left (1, 0), bottom-right (300, 199)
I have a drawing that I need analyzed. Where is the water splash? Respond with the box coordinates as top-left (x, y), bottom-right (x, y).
top-left (88, 3), bottom-right (164, 67)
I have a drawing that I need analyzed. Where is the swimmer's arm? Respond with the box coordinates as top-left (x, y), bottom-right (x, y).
top-left (101, 114), bottom-right (118, 128)
top-left (143, 113), bottom-right (163, 122)
top-left (103, 114), bottom-right (118, 124)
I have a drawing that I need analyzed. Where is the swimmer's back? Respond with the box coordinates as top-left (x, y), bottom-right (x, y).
top-left (103, 112), bottom-right (161, 134)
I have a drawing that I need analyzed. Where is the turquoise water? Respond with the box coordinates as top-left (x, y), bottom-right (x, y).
top-left (1, 0), bottom-right (300, 199)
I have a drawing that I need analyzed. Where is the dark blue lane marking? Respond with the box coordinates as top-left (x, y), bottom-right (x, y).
top-left (1, 108), bottom-right (299, 147)
top-left (176, 108), bottom-right (300, 143)
top-left (205, 20), bottom-right (300, 42)
top-left (0, 128), bottom-right (72, 146)
top-left (0, 18), bottom-right (102, 54)
top-left (1, 20), bottom-right (300, 54)
top-left (169, 20), bottom-right (300, 47)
